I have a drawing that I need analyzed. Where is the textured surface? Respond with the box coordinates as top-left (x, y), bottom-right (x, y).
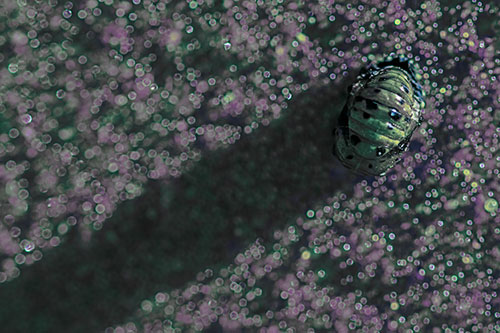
top-left (0, 0), bottom-right (499, 332)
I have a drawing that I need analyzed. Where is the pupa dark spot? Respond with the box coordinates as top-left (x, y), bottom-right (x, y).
top-left (389, 109), bottom-right (402, 120)
top-left (376, 147), bottom-right (386, 156)
top-left (346, 155), bottom-right (354, 160)
top-left (366, 99), bottom-right (378, 110)
top-left (350, 135), bottom-right (361, 145)
top-left (363, 112), bottom-right (371, 119)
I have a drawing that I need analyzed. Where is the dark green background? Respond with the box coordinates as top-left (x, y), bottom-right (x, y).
top-left (0, 84), bottom-right (360, 332)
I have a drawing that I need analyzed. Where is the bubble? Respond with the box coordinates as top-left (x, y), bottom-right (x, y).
top-left (484, 198), bottom-right (498, 213)
top-left (23, 241), bottom-right (35, 252)
top-left (62, 9), bottom-right (72, 19)
top-left (301, 251), bottom-right (311, 260)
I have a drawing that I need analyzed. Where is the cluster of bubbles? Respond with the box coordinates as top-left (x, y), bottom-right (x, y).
top-left (0, 0), bottom-right (351, 281)
top-left (0, 0), bottom-right (499, 331)
top-left (105, 0), bottom-right (497, 332)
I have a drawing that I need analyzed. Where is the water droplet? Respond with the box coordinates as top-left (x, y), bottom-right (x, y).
top-left (63, 9), bottom-right (72, 19)
top-left (21, 114), bottom-right (32, 124)
top-left (24, 241), bottom-right (35, 252)
top-left (484, 198), bottom-right (498, 213)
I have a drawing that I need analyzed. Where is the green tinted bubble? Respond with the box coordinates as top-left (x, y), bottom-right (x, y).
top-left (484, 198), bottom-right (498, 213)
